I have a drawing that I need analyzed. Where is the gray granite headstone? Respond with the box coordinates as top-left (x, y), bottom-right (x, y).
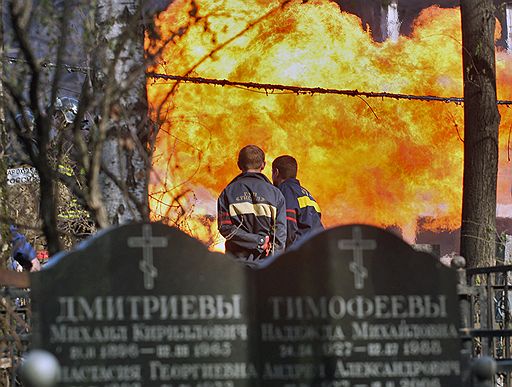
top-left (30, 223), bottom-right (462, 386)
top-left (255, 225), bottom-right (461, 386)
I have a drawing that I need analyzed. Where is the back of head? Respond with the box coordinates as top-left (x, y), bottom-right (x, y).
top-left (272, 155), bottom-right (298, 179)
top-left (237, 145), bottom-right (265, 172)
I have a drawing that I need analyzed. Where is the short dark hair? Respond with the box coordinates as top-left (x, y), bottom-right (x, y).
top-left (237, 145), bottom-right (265, 171)
top-left (272, 155), bottom-right (297, 179)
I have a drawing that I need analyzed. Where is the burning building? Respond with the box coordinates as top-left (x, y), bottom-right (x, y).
top-left (146, 0), bottom-right (512, 255)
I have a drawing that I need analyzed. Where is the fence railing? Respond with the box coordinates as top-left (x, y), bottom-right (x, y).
top-left (0, 288), bottom-right (31, 387)
top-left (464, 264), bottom-right (512, 387)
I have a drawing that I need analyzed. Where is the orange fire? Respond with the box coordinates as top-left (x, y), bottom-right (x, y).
top-left (146, 0), bottom-right (512, 249)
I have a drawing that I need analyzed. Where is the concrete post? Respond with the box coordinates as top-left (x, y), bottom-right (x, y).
top-left (506, 3), bottom-right (512, 52)
top-left (381, 0), bottom-right (400, 42)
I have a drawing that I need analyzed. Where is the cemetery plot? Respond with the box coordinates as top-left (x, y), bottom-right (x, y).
top-left (31, 224), bottom-right (253, 387)
top-left (30, 223), bottom-right (461, 387)
top-left (254, 225), bottom-right (461, 387)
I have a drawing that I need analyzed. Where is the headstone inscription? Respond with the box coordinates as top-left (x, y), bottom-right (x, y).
top-left (31, 223), bottom-right (255, 387)
top-left (254, 225), bottom-right (462, 387)
top-left (29, 223), bottom-right (462, 387)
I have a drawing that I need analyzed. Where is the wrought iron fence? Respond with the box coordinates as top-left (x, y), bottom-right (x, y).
top-left (0, 288), bottom-right (31, 387)
top-left (465, 264), bottom-right (512, 387)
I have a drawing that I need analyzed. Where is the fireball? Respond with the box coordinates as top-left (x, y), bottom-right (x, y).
top-left (146, 0), bottom-right (512, 249)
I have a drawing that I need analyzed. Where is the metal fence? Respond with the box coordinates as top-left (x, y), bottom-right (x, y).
top-left (464, 264), bottom-right (512, 386)
top-left (0, 288), bottom-right (31, 387)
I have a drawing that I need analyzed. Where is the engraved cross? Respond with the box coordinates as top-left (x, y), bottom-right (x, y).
top-left (128, 224), bottom-right (168, 290)
top-left (338, 226), bottom-right (377, 290)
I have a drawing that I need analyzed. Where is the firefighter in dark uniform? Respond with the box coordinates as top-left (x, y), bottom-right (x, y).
top-left (272, 155), bottom-right (324, 249)
top-left (217, 145), bottom-right (287, 267)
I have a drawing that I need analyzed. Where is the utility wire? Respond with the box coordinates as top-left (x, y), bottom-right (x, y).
top-left (3, 56), bottom-right (90, 73)
top-left (5, 55), bottom-right (512, 106)
top-left (148, 72), bottom-right (512, 107)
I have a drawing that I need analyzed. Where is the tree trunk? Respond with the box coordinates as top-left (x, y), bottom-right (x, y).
top-left (460, 0), bottom-right (501, 268)
top-left (0, 0), bottom-right (9, 266)
top-left (97, 0), bottom-right (149, 226)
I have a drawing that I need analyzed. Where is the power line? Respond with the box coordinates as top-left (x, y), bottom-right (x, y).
top-left (5, 56), bottom-right (512, 107)
top-left (148, 72), bottom-right (512, 107)
top-left (3, 56), bottom-right (91, 74)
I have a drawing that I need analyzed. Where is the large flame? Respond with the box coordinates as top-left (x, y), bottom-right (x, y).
top-left (146, 0), bottom-right (512, 249)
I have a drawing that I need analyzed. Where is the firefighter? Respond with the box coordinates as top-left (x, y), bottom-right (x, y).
top-left (272, 155), bottom-right (324, 249)
top-left (217, 145), bottom-right (287, 267)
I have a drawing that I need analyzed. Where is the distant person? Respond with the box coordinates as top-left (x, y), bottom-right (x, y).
top-left (217, 145), bottom-right (287, 267)
top-left (10, 226), bottom-right (41, 272)
top-left (272, 155), bottom-right (324, 249)
top-left (0, 226), bottom-right (34, 288)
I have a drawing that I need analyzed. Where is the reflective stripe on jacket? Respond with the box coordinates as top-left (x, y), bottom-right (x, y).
top-left (217, 172), bottom-right (286, 262)
top-left (277, 178), bottom-right (324, 249)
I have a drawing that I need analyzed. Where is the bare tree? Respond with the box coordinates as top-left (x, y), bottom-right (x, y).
top-left (95, 0), bottom-right (150, 226)
top-left (460, 0), bottom-right (501, 268)
top-left (1, 0), bottom-right (167, 255)
top-left (0, 0), bottom-right (10, 266)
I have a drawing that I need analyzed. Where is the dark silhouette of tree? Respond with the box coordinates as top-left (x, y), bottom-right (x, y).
top-left (460, 0), bottom-right (501, 268)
